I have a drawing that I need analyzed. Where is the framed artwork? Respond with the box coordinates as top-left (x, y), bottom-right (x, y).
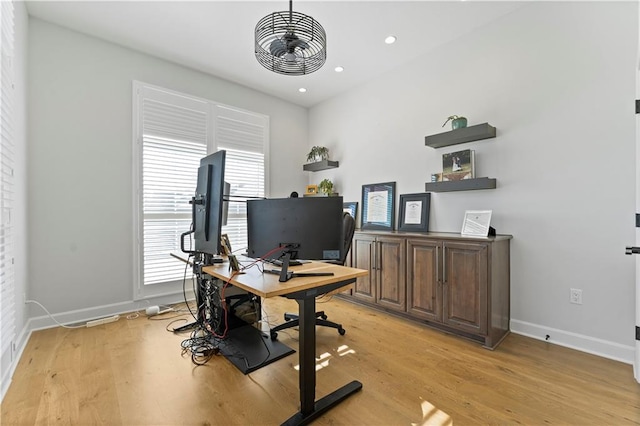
top-left (442, 149), bottom-right (475, 181)
top-left (305, 184), bottom-right (318, 195)
top-left (361, 182), bottom-right (396, 230)
top-left (343, 201), bottom-right (358, 220)
top-left (220, 233), bottom-right (232, 255)
top-left (398, 193), bottom-right (431, 233)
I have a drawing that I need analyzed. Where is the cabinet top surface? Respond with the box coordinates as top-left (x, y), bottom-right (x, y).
top-left (355, 230), bottom-right (512, 241)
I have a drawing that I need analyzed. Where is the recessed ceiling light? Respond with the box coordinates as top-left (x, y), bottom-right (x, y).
top-left (334, 66), bottom-right (344, 73)
top-left (299, 88), bottom-right (307, 93)
top-left (385, 35), bottom-right (397, 44)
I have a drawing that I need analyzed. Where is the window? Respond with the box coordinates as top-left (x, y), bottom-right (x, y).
top-left (214, 105), bottom-right (268, 252)
top-left (133, 82), bottom-right (268, 299)
top-left (0, 0), bottom-right (15, 355)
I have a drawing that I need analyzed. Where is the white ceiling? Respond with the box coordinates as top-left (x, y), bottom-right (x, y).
top-left (25, 1), bottom-right (525, 108)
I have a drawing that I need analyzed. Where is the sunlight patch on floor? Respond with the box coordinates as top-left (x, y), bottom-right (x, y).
top-left (337, 344), bottom-right (355, 356)
top-left (293, 345), bottom-right (356, 371)
top-left (411, 398), bottom-right (452, 426)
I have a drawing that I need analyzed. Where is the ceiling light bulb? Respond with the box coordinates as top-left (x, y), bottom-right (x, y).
top-left (385, 35), bottom-right (397, 44)
top-left (334, 66), bottom-right (344, 73)
top-left (299, 88), bottom-right (307, 93)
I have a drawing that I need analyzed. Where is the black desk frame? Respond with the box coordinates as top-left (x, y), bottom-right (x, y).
top-left (281, 278), bottom-right (363, 426)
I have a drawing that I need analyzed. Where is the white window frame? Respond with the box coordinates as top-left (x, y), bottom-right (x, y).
top-left (132, 81), bottom-right (269, 300)
top-left (0, 0), bottom-right (16, 359)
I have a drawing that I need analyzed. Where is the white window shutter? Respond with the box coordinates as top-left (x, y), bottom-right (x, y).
top-left (133, 84), bottom-right (268, 294)
top-left (0, 0), bottom-right (16, 354)
top-left (214, 105), bottom-right (268, 253)
top-left (137, 85), bottom-right (208, 286)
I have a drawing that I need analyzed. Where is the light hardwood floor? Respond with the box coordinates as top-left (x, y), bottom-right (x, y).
top-left (3, 296), bottom-right (639, 425)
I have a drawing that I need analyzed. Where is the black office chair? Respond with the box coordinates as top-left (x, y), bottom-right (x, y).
top-left (270, 212), bottom-right (356, 340)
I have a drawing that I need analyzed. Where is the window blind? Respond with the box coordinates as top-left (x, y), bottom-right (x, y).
top-left (0, 0), bottom-right (15, 354)
top-left (134, 84), bottom-right (268, 294)
top-left (138, 86), bottom-right (208, 286)
top-left (215, 105), bottom-right (268, 253)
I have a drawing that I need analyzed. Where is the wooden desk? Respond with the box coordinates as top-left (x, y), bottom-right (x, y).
top-left (202, 258), bottom-right (368, 426)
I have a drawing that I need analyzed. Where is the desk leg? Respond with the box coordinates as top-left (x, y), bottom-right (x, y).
top-left (298, 297), bottom-right (316, 416)
top-left (282, 296), bottom-right (362, 426)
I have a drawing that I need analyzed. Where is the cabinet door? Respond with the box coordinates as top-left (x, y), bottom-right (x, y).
top-left (376, 236), bottom-right (406, 312)
top-left (442, 241), bottom-right (488, 335)
top-left (352, 234), bottom-right (376, 303)
top-left (407, 239), bottom-right (441, 321)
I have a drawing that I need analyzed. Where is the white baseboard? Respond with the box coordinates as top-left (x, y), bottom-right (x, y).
top-left (27, 292), bottom-right (193, 331)
top-left (1, 321), bottom-right (32, 402)
top-left (1, 292), bottom-right (193, 403)
top-left (511, 319), bottom-right (635, 365)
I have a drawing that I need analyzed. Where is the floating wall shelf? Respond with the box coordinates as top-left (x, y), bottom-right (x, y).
top-left (425, 123), bottom-right (496, 148)
top-left (425, 177), bottom-right (496, 192)
top-left (303, 160), bottom-right (339, 172)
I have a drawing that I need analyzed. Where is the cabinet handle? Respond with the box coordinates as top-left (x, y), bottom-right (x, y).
top-left (436, 245), bottom-right (440, 282)
top-left (442, 246), bottom-right (447, 283)
top-left (372, 242), bottom-right (377, 271)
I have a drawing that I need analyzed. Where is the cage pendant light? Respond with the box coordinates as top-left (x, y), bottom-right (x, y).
top-left (254, 0), bottom-right (327, 76)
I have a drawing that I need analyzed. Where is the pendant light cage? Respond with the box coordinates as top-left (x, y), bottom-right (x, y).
top-left (255, 5), bottom-right (327, 76)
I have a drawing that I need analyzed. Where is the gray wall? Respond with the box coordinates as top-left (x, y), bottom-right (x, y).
top-left (27, 19), bottom-right (308, 317)
top-left (309, 2), bottom-right (638, 362)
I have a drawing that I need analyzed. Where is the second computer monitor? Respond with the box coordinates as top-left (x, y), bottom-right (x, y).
top-left (193, 150), bottom-right (226, 256)
top-left (246, 196), bottom-right (344, 261)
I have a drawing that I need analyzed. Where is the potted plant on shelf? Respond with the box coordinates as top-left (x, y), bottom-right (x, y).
top-left (442, 115), bottom-right (468, 130)
top-left (306, 146), bottom-right (329, 163)
top-left (318, 178), bottom-right (334, 196)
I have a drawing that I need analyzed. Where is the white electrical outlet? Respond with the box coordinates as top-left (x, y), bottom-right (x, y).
top-left (570, 288), bottom-right (583, 305)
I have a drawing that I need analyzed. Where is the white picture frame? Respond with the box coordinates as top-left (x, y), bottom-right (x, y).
top-left (461, 210), bottom-right (492, 237)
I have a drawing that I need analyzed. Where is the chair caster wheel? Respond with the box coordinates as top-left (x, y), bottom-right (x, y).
top-left (320, 314), bottom-right (328, 320)
top-left (338, 327), bottom-right (346, 336)
top-left (270, 332), bottom-right (278, 340)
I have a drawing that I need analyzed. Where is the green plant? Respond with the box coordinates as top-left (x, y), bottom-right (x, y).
top-left (442, 115), bottom-right (468, 129)
top-left (318, 178), bottom-right (334, 195)
top-left (306, 146), bottom-right (329, 163)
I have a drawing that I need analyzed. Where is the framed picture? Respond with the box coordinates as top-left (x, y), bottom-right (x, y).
top-left (220, 233), bottom-right (232, 255)
top-left (361, 182), bottom-right (396, 230)
top-left (442, 149), bottom-right (475, 181)
top-left (343, 201), bottom-right (358, 220)
top-left (305, 184), bottom-right (318, 195)
top-left (398, 193), bottom-right (431, 233)
top-left (461, 210), bottom-right (492, 237)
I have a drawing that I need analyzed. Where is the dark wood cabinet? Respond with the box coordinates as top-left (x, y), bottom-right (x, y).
top-left (442, 241), bottom-right (488, 336)
top-left (352, 234), bottom-right (406, 312)
top-left (352, 233), bottom-right (376, 303)
top-left (406, 238), bottom-right (440, 321)
top-left (348, 231), bottom-right (511, 349)
top-left (376, 235), bottom-right (406, 312)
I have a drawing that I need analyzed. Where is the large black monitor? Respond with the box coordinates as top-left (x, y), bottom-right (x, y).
top-left (246, 196), bottom-right (344, 262)
top-left (193, 150), bottom-right (226, 257)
